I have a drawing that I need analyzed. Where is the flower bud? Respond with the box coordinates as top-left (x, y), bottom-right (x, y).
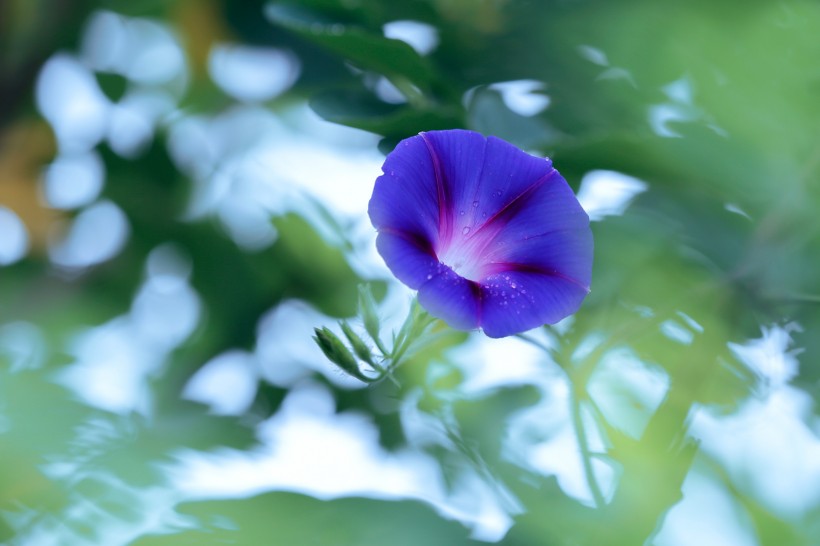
top-left (313, 327), bottom-right (370, 382)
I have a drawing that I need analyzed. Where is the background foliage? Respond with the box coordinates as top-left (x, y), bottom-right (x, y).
top-left (1, 0), bottom-right (819, 544)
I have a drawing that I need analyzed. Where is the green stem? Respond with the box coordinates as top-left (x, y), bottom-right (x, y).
top-left (515, 330), bottom-right (606, 507)
top-left (514, 333), bottom-right (552, 353)
top-left (372, 336), bottom-right (390, 358)
top-left (570, 389), bottom-right (606, 509)
top-left (770, 291), bottom-right (820, 304)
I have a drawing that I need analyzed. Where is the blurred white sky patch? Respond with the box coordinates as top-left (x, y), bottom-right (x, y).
top-left (577, 45), bottom-right (609, 67)
top-left (450, 334), bottom-right (618, 508)
top-left (0, 207), bottom-right (30, 266)
top-left (729, 323), bottom-right (799, 387)
top-left (655, 466), bottom-right (758, 546)
top-left (648, 104), bottom-right (693, 138)
top-left (454, 333), bottom-right (550, 394)
top-left (34, 8), bottom-right (187, 249)
top-left (49, 200), bottom-right (130, 269)
top-left (587, 347), bottom-right (670, 440)
top-left (515, 376), bottom-right (617, 508)
top-left (81, 10), bottom-right (186, 88)
top-left (660, 311), bottom-right (704, 346)
top-left (183, 350), bottom-right (259, 415)
top-left (377, 76), bottom-right (408, 103)
top-left (130, 275), bottom-right (200, 350)
top-left (725, 202), bottom-right (752, 220)
top-left (653, 79), bottom-right (694, 136)
top-left (660, 319), bottom-right (695, 345)
top-left (56, 245), bottom-right (201, 414)
top-left (488, 80), bottom-right (550, 117)
top-left (256, 132), bottom-right (383, 217)
top-left (36, 54), bottom-right (110, 153)
top-left (37, 12), bottom-right (184, 153)
top-left (254, 299), bottom-right (368, 390)
top-left (209, 44), bottom-right (301, 102)
top-left (648, 76), bottom-right (726, 139)
top-left (70, 10), bottom-right (185, 158)
top-left (691, 324), bottom-right (820, 519)
top-left (41, 150), bottom-right (105, 209)
top-left (577, 44), bottom-right (637, 87)
top-left (107, 89), bottom-right (176, 158)
top-left (57, 317), bottom-right (161, 414)
top-left (383, 20), bottom-right (439, 55)
top-left (9, 470), bottom-right (185, 546)
top-left (169, 381), bottom-right (513, 542)
top-left (576, 170), bottom-right (648, 221)
top-left (216, 191), bottom-right (279, 251)
top-left (166, 102), bottom-right (388, 276)
top-left (0, 322), bottom-right (45, 373)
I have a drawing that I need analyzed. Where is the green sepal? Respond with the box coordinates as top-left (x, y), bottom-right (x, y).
top-left (340, 321), bottom-right (375, 367)
top-left (313, 327), bottom-right (371, 382)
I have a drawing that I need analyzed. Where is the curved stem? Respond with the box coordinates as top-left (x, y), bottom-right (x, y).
top-left (372, 336), bottom-right (390, 358)
top-left (514, 333), bottom-right (551, 353)
top-left (570, 389), bottom-right (605, 509)
top-left (516, 330), bottom-right (606, 508)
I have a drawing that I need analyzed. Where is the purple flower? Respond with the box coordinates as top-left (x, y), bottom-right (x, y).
top-left (368, 129), bottom-right (593, 338)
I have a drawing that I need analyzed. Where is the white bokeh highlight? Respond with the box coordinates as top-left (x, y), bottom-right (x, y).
top-left (0, 207), bottom-right (30, 266)
top-left (183, 350), bottom-right (259, 415)
top-left (383, 20), bottom-right (439, 55)
top-left (56, 244), bottom-right (201, 414)
top-left (36, 54), bottom-right (110, 153)
top-left (170, 381), bottom-right (513, 542)
top-left (42, 151), bottom-right (105, 209)
top-left (209, 44), bottom-right (301, 102)
top-left (49, 200), bottom-right (130, 269)
top-left (576, 170), bottom-right (648, 221)
top-left (488, 80), bottom-right (550, 117)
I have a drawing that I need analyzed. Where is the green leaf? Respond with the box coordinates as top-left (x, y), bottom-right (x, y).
top-left (310, 88), bottom-right (463, 139)
top-left (131, 492), bottom-right (475, 546)
top-left (266, 4), bottom-right (434, 91)
top-left (357, 284), bottom-right (383, 350)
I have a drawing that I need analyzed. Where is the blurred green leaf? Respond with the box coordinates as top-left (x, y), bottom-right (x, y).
top-left (309, 88), bottom-right (463, 139)
top-left (132, 492), bottom-right (477, 546)
top-left (266, 3), bottom-right (435, 91)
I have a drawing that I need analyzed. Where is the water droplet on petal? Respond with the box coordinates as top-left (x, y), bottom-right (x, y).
top-left (462, 227), bottom-right (471, 235)
top-left (426, 274), bottom-right (433, 280)
top-left (459, 210), bottom-right (465, 216)
top-left (472, 201), bottom-right (479, 207)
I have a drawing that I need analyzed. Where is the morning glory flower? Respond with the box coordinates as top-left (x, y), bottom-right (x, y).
top-left (368, 129), bottom-right (593, 338)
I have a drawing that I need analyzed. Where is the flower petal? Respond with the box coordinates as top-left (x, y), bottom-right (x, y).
top-left (417, 130), bottom-right (487, 244)
top-left (368, 135), bottom-right (441, 247)
top-left (370, 129), bottom-right (594, 338)
top-left (479, 271), bottom-right (590, 338)
top-left (418, 267), bottom-right (480, 331)
top-left (487, 228), bottom-right (593, 289)
top-left (421, 131), bottom-right (555, 244)
top-left (375, 231), bottom-right (439, 289)
top-left (482, 170), bottom-right (590, 246)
